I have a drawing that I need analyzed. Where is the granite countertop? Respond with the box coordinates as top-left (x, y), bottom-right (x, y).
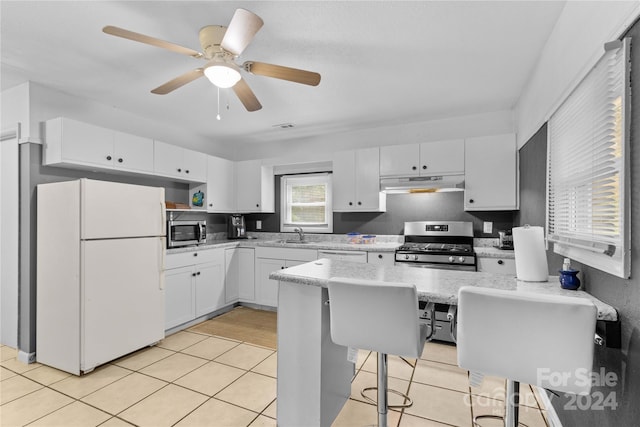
top-left (270, 258), bottom-right (618, 322)
top-left (254, 240), bottom-right (400, 252)
top-left (167, 238), bottom-right (402, 254)
top-left (474, 247), bottom-right (515, 259)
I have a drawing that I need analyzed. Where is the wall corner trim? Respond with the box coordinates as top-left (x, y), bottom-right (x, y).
top-left (18, 137), bottom-right (42, 145)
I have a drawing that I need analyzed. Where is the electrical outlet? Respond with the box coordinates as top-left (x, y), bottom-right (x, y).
top-left (256, 220), bottom-right (262, 230)
top-left (483, 222), bottom-right (493, 234)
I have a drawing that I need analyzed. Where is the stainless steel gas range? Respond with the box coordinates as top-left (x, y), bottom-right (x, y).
top-left (396, 221), bottom-right (476, 343)
top-left (395, 221), bottom-right (476, 271)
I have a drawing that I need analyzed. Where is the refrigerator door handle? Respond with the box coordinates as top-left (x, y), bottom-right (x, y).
top-left (159, 239), bottom-right (165, 291)
top-left (159, 244), bottom-right (166, 291)
top-left (161, 202), bottom-right (167, 235)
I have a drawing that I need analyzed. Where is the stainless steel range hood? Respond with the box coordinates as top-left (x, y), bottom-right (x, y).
top-left (380, 175), bottom-right (465, 194)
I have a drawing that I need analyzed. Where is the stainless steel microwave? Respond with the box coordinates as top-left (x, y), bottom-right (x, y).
top-left (167, 219), bottom-right (206, 248)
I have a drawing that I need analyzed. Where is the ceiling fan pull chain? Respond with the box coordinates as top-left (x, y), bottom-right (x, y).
top-left (216, 87), bottom-right (221, 121)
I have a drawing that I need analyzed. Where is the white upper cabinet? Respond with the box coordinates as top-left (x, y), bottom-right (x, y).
top-left (419, 139), bottom-right (464, 175)
top-left (113, 131), bottom-right (154, 173)
top-left (182, 148), bottom-right (207, 182)
top-left (204, 155), bottom-right (236, 213)
top-left (333, 147), bottom-right (386, 212)
top-left (464, 133), bottom-right (518, 211)
top-left (380, 144), bottom-right (420, 177)
top-left (236, 159), bottom-right (275, 213)
top-left (44, 117), bottom-right (153, 174)
top-left (380, 139), bottom-right (464, 177)
top-left (154, 140), bottom-right (207, 183)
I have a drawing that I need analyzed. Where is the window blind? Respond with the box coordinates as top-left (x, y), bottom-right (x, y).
top-left (281, 173), bottom-right (333, 233)
top-left (547, 38), bottom-right (630, 278)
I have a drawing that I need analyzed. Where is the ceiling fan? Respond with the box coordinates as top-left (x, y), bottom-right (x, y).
top-left (103, 8), bottom-right (321, 112)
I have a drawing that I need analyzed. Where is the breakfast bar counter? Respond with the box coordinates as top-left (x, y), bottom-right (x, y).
top-left (270, 258), bottom-right (617, 427)
top-left (270, 258), bottom-right (617, 321)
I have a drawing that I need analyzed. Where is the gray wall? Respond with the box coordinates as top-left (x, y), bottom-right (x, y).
top-left (238, 175), bottom-right (515, 237)
top-left (516, 22), bottom-right (640, 423)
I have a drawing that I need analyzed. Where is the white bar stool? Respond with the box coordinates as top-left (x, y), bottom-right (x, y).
top-left (457, 286), bottom-right (597, 427)
top-left (327, 277), bottom-right (429, 427)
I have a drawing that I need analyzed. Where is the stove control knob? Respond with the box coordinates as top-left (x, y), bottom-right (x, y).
top-left (448, 256), bottom-right (455, 263)
top-left (404, 254), bottom-right (410, 260)
top-left (458, 257), bottom-right (465, 263)
top-left (412, 255), bottom-right (419, 261)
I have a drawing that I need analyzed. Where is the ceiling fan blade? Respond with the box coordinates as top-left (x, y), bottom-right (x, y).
top-left (244, 61), bottom-right (321, 86)
top-left (232, 78), bottom-right (262, 111)
top-left (103, 26), bottom-right (203, 58)
top-left (220, 9), bottom-right (264, 56)
top-left (151, 68), bottom-right (205, 94)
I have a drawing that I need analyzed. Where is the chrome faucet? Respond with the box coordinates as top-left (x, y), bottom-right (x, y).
top-left (294, 227), bottom-right (305, 242)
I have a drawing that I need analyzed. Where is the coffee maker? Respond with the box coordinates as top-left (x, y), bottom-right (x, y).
top-left (228, 214), bottom-right (247, 239)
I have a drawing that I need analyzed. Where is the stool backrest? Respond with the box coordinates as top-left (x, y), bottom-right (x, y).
top-left (328, 277), bottom-right (423, 358)
top-left (457, 286), bottom-right (597, 395)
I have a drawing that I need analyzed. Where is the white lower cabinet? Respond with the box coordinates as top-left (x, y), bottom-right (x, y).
top-left (476, 257), bottom-right (516, 275)
top-left (255, 247), bottom-right (318, 308)
top-left (225, 247), bottom-right (255, 303)
top-left (317, 250), bottom-right (367, 263)
top-left (165, 267), bottom-right (195, 330)
top-left (164, 248), bottom-right (225, 330)
top-left (256, 258), bottom-right (285, 308)
top-left (367, 251), bottom-right (395, 267)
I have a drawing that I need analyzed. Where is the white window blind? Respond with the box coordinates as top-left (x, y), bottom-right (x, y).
top-left (281, 173), bottom-right (333, 233)
top-left (547, 38), bottom-right (630, 278)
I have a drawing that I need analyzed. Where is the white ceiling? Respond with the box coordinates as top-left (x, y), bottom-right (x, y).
top-left (1, 1), bottom-right (567, 150)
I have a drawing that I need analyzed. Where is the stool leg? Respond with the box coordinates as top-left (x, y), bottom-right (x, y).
top-left (505, 380), bottom-right (520, 427)
top-left (377, 352), bottom-right (388, 427)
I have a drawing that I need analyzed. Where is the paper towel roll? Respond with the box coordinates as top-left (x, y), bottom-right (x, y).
top-left (512, 225), bottom-right (549, 281)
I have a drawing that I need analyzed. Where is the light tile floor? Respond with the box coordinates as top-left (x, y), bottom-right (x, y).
top-left (1, 332), bottom-right (550, 426)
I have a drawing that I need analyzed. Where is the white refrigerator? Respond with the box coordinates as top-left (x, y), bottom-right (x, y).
top-left (37, 179), bottom-right (166, 375)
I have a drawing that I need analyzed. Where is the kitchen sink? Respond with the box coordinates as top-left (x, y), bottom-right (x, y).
top-left (277, 239), bottom-right (310, 244)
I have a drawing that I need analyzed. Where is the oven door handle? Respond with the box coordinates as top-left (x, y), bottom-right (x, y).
top-left (447, 305), bottom-right (457, 343)
top-left (424, 302), bottom-right (436, 342)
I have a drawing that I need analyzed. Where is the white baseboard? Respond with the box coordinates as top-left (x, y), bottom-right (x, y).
top-left (17, 350), bottom-right (36, 364)
top-left (534, 385), bottom-right (563, 427)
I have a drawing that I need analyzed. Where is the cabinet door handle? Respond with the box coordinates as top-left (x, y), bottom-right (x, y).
top-left (357, 201), bottom-right (362, 205)
top-left (193, 253), bottom-right (198, 257)
top-left (209, 203), bottom-right (213, 207)
top-left (185, 170), bottom-right (190, 174)
top-left (256, 204), bottom-right (260, 208)
top-left (497, 260), bottom-right (504, 265)
top-left (177, 168), bottom-right (182, 173)
top-left (378, 254), bottom-right (383, 259)
top-left (197, 271), bottom-right (201, 275)
top-left (192, 272), bottom-right (197, 277)
top-left (422, 165), bottom-right (427, 170)
top-left (118, 158), bottom-right (123, 163)
top-left (106, 155), bottom-right (112, 161)
top-left (281, 266), bottom-right (285, 269)
top-left (412, 166), bottom-right (417, 170)
top-left (348, 202), bottom-right (353, 206)
top-left (468, 199), bottom-right (474, 204)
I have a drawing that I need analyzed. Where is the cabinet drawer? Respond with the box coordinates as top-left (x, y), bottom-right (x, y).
top-left (255, 247), bottom-right (318, 262)
top-left (317, 250), bottom-right (367, 263)
top-left (367, 251), bottom-right (395, 266)
top-left (165, 248), bottom-right (219, 269)
top-left (477, 257), bottom-right (516, 275)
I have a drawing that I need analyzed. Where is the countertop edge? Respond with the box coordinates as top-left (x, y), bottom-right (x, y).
top-left (270, 259), bottom-right (618, 322)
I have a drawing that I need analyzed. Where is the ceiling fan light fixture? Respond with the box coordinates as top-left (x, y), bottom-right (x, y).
top-left (204, 62), bottom-right (241, 88)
